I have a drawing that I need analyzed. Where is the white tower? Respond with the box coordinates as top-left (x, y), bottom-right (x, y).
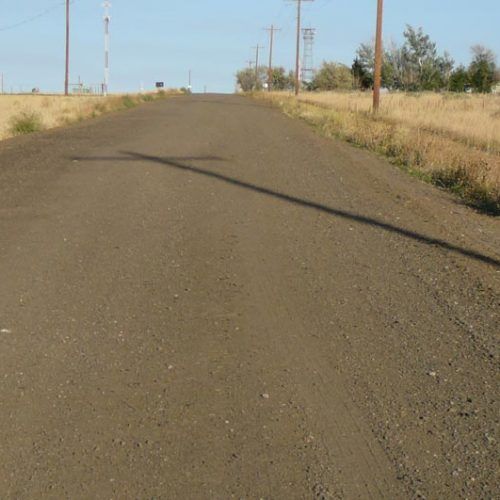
top-left (103, 1), bottom-right (111, 95)
top-left (301, 28), bottom-right (316, 83)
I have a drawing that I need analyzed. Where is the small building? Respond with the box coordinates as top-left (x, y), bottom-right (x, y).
top-left (492, 84), bottom-right (500, 94)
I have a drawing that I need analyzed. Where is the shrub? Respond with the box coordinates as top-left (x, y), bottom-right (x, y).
top-left (141, 94), bottom-right (154, 102)
top-left (311, 62), bottom-right (353, 91)
top-left (431, 167), bottom-right (500, 214)
top-left (9, 110), bottom-right (44, 135)
top-left (121, 95), bottom-right (136, 109)
top-left (93, 102), bottom-right (107, 113)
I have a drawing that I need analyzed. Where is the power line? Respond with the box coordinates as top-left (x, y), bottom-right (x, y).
top-left (0, 1), bottom-right (75, 32)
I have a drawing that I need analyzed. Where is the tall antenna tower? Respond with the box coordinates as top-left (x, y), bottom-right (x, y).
top-left (103, 1), bottom-right (111, 95)
top-left (301, 28), bottom-right (316, 83)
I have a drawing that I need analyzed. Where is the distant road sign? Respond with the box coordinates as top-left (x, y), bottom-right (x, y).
top-left (155, 82), bottom-right (164, 88)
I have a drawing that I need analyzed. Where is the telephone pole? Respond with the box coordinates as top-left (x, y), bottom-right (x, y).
top-left (289, 0), bottom-right (314, 96)
top-left (373, 0), bottom-right (384, 112)
top-left (64, 0), bottom-right (70, 95)
top-left (264, 25), bottom-right (280, 92)
top-left (103, 1), bottom-right (111, 96)
top-left (252, 44), bottom-right (265, 90)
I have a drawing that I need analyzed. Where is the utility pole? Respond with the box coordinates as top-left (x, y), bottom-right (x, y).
top-left (65, 0), bottom-right (70, 95)
top-left (252, 44), bottom-right (265, 90)
top-left (264, 25), bottom-right (280, 92)
top-left (103, 1), bottom-right (111, 96)
top-left (289, 0), bottom-right (314, 96)
top-left (373, 0), bottom-right (384, 112)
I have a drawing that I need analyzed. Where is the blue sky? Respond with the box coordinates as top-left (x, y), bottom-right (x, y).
top-left (0, 0), bottom-right (498, 94)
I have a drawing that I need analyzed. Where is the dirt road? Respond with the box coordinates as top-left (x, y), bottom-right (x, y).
top-left (0, 94), bottom-right (498, 499)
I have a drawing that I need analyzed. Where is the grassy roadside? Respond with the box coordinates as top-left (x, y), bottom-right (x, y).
top-left (253, 92), bottom-right (500, 215)
top-left (1, 90), bottom-right (182, 142)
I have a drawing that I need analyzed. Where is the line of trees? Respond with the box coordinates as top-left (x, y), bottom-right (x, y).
top-left (236, 67), bottom-right (296, 92)
top-left (236, 25), bottom-right (500, 94)
top-left (352, 26), bottom-right (498, 93)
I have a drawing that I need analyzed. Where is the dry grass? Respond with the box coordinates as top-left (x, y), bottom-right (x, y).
top-left (0, 91), bottom-right (180, 141)
top-left (256, 91), bottom-right (500, 214)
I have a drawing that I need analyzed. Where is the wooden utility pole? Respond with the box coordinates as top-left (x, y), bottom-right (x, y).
top-left (65, 0), bottom-right (70, 96)
top-left (290, 0), bottom-right (314, 96)
top-left (265, 25), bottom-right (281, 92)
top-left (252, 44), bottom-right (264, 90)
top-left (373, 0), bottom-right (384, 112)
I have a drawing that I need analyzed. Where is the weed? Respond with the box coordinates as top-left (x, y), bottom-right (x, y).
top-left (121, 95), bottom-right (136, 109)
top-left (93, 102), bottom-right (107, 113)
top-left (431, 168), bottom-right (500, 214)
top-left (9, 110), bottom-right (44, 135)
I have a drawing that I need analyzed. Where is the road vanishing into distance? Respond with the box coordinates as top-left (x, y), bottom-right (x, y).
top-left (0, 94), bottom-right (498, 499)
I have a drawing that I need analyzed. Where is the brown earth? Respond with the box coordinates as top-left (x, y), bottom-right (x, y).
top-left (0, 94), bottom-right (498, 499)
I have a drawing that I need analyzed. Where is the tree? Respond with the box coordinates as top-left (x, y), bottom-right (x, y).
top-left (448, 65), bottom-right (469, 92)
top-left (401, 25), bottom-right (441, 90)
top-left (383, 41), bottom-right (405, 90)
top-left (270, 67), bottom-right (295, 91)
top-left (352, 57), bottom-right (373, 90)
top-left (468, 45), bottom-right (497, 93)
top-left (236, 66), bottom-right (268, 92)
top-left (311, 62), bottom-right (353, 91)
top-left (437, 52), bottom-right (455, 89)
top-left (353, 43), bottom-right (375, 89)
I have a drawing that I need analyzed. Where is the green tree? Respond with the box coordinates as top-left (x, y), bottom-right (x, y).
top-left (270, 67), bottom-right (295, 91)
top-left (352, 57), bottom-right (373, 90)
top-left (236, 66), bottom-right (268, 92)
top-left (401, 25), bottom-right (441, 90)
top-left (353, 43), bottom-right (375, 89)
top-left (383, 41), bottom-right (405, 90)
top-left (448, 65), bottom-right (469, 92)
top-left (468, 45), bottom-right (497, 93)
top-left (311, 62), bottom-right (353, 91)
top-left (437, 52), bottom-right (455, 89)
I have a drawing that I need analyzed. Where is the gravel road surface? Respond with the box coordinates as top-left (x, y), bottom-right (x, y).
top-left (0, 94), bottom-right (498, 499)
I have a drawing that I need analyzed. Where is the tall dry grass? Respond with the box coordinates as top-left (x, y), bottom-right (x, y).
top-left (256, 91), bottom-right (500, 214)
top-left (0, 91), bottom-right (180, 141)
top-left (298, 92), bottom-right (500, 153)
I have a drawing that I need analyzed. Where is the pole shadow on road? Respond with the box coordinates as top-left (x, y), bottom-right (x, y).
top-left (73, 151), bottom-right (500, 268)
